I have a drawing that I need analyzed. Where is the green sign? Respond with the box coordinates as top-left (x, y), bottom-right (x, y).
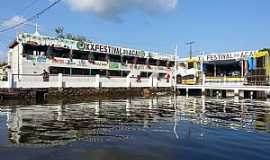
top-left (76, 41), bottom-right (85, 51)
top-left (138, 51), bottom-right (145, 57)
top-left (109, 62), bottom-right (120, 70)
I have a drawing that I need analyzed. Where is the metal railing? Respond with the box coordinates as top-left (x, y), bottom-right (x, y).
top-left (245, 75), bottom-right (270, 86)
top-left (205, 76), bottom-right (244, 83)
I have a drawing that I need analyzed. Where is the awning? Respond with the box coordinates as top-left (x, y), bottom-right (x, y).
top-left (254, 51), bottom-right (268, 58)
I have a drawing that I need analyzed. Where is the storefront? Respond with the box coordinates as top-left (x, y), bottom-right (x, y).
top-left (178, 51), bottom-right (255, 85)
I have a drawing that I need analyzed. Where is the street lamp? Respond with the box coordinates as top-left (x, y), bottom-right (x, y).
top-left (186, 41), bottom-right (195, 59)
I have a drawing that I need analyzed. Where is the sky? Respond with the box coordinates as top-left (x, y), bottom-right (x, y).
top-left (0, 0), bottom-right (270, 62)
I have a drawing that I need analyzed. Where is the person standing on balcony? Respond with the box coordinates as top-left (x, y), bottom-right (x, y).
top-left (165, 73), bottom-right (170, 83)
top-left (42, 69), bottom-right (49, 82)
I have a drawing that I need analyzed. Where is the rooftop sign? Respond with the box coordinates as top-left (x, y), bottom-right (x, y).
top-left (17, 33), bottom-right (173, 60)
top-left (179, 51), bottom-right (255, 62)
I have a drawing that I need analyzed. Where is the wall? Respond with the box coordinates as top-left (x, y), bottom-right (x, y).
top-left (8, 74), bottom-right (173, 89)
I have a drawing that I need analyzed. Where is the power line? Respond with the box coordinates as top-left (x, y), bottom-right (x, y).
top-left (0, 0), bottom-right (62, 33)
top-left (18, 0), bottom-right (41, 15)
top-left (0, 0), bottom-right (41, 22)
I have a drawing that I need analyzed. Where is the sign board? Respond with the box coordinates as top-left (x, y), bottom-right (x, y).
top-left (197, 51), bottom-right (255, 62)
top-left (109, 62), bottom-right (121, 70)
top-left (18, 33), bottom-right (173, 60)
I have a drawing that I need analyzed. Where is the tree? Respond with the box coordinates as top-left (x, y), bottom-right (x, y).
top-left (65, 33), bottom-right (74, 40)
top-left (54, 26), bottom-right (92, 42)
top-left (54, 26), bottom-right (64, 38)
top-left (259, 48), bottom-right (270, 52)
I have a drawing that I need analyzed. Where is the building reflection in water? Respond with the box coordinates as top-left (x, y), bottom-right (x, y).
top-left (3, 96), bottom-right (270, 146)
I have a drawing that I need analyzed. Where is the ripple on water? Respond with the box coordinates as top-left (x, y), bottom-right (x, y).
top-left (0, 96), bottom-right (270, 160)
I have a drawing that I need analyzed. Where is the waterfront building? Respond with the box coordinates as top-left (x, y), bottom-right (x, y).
top-left (177, 50), bottom-right (270, 86)
top-left (0, 32), bottom-right (177, 89)
top-left (1, 31), bottom-right (270, 99)
top-left (8, 33), bottom-right (175, 79)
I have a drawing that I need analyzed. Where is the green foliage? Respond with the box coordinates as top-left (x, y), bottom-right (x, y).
top-left (54, 26), bottom-right (64, 39)
top-left (259, 48), bottom-right (270, 52)
top-left (54, 26), bottom-right (91, 42)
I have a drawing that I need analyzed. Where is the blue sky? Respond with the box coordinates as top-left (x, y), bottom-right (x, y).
top-left (0, 0), bottom-right (270, 62)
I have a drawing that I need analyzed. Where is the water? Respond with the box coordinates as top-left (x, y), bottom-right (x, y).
top-left (0, 96), bottom-right (270, 160)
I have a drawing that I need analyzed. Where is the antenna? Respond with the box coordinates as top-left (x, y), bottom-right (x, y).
top-left (34, 16), bottom-right (40, 36)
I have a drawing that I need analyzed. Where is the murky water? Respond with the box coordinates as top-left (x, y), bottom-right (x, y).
top-left (0, 96), bottom-right (270, 160)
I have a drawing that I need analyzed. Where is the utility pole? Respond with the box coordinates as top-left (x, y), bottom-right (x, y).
top-left (186, 41), bottom-right (195, 59)
top-left (174, 45), bottom-right (178, 92)
top-left (200, 52), bottom-right (205, 85)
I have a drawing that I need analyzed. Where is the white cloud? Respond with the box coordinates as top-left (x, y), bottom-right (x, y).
top-left (0, 16), bottom-right (26, 28)
top-left (61, 0), bottom-right (178, 21)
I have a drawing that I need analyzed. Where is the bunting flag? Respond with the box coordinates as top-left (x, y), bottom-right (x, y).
top-left (248, 56), bottom-right (254, 71)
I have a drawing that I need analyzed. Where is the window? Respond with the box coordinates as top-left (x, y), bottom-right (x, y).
top-left (71, 68), bottom-right (90, 75)
top-left (23, 44), bottom-right (48, 57)
top-left (109, 54), bottom-right (122, 63)
top-left (256, 57), bottom-right (265, 68)
top-left (49, 67), bottom-right (70, 75)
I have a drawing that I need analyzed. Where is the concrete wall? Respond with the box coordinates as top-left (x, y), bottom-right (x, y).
top-left (5, 74), bottom-right (173, 89)
top-left (0, 87), bottom-right (173, 102)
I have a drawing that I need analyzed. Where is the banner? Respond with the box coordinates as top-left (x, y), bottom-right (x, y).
top-left (18, 33), bottom-right (146, 58)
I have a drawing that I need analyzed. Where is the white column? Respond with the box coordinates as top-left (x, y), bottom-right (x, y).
top-left (153, 77), bottom-right (158, 88)
top-left (95, 74), bottom-right (101, 88)
top-left (8, 72), bottom-right (13, 88)
top-left (126, 76), bottom-right (131, 88)
top-left (58, 73), bottom-right (63, 88)
top-left (202, 74), bottom-right (206, 85)
top-left (149, 76), bottom-right (153, 88)
top-left (170, 75), bottom-right (174, 87)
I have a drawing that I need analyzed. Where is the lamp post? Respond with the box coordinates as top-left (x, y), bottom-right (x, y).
top-left (186, 41), bottom-right (195, 59)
